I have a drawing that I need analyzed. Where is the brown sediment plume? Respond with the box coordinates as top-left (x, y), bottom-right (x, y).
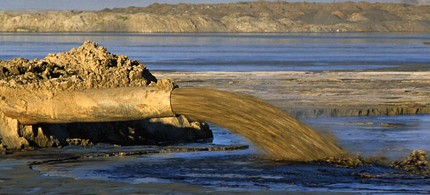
top-left (171, 88), bottom-right (345, 161)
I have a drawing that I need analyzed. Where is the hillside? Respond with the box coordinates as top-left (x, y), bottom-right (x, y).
top-left (1, 1), bottom-right (430, 33)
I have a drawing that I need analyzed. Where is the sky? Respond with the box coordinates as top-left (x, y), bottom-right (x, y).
top-left (0, 0), bottom-right (402, 11)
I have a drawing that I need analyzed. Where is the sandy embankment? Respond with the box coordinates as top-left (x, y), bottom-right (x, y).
top-left (1, 1), bottom-right (430, 33)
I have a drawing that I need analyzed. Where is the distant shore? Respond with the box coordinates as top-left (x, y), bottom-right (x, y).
top-left (1, 1), bottom-right (430, 33)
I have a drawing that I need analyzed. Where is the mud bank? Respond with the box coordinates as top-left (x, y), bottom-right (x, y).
top-left (0, 145), bottom-right (359, 195)
top-left (0, 145), bottom-right (250, 195)
top-left (13, 145), bottom-right (429, 194)
top-left (0, 41), bottom-right (212, 153)
top-left (155, 71), bottom-right (430, 119)
top-left (1, 2), bottom-right (430, 33)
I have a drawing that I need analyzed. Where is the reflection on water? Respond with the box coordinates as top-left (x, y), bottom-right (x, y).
top-left (1, 33), bottom-right (430, 71)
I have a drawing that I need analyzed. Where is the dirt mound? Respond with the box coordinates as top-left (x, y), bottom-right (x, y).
top-left (0, 41), bottom-right (166, 91)
top-left (391, 150), bottom-right (430, 174)
top-left (0, 41), bottom-right (212, 152)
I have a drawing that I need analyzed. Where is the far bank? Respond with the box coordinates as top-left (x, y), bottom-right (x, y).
top-left (1, 1), bottom-right (430, 33)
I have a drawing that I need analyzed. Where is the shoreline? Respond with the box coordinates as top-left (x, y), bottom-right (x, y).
top-left (0, 145), bottom-right (351, 195)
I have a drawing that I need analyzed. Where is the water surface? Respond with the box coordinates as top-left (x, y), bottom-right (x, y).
top-left (1, 32), bottom-right (430, 71)
top-left (35, 117), bottom-right (430, 193)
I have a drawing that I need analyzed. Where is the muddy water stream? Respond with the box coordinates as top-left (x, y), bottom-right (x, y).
top-left (171, 88), bottom-right (344, 161)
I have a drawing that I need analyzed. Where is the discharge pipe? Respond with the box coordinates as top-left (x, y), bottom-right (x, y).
top-left (0, 86), bottom-right (346, 160)
top-left (0, 87), bottom-right (175, 125)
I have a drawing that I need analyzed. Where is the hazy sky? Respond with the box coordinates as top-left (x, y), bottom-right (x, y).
top-left (0, 0), bottom-right (400, 11)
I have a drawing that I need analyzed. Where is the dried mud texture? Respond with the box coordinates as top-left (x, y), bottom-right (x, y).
top-left (0, 41), bottom-right (212, 152)
top-left (171, 88), bottom-right (345, 161)
top-left (1, 2), bottom-right (430, 33)
top-left (391, 150), bottom-right (430, 174)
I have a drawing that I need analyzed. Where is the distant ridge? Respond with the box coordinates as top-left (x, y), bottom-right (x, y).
top-left (1, 1), bottom-right (430, 33)
top-left (1, 9), bottom-right (56, 14)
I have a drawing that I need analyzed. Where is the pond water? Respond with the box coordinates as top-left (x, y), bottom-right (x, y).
top-left (303, 114), bottom-right (430, 161)
top-left (1, 32), bottom-right (430, 71)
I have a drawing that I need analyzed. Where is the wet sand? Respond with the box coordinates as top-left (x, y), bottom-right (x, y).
top-left (0, 145), bottom-right (354, 195)
top-left (0, 145), bottom-right (250, 195)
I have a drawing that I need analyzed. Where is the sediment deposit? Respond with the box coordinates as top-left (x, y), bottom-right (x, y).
top-left (391, 150), bottom-right (430, 174)
top-left (1, 1), bottom-right (430, 33)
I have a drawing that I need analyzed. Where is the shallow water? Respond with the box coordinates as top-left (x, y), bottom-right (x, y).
top-left (303, 114), bottom-right (430, 161)
top-left (36, 149), bottom-right (430, 193)
top-left (1, 32), bottom-right (430, 71)
top-left (32, 115), bottom-right (430, 193)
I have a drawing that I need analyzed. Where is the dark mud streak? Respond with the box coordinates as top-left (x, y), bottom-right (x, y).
top-left (29, 145), bottom-right (249, 166)
top-left (171, 88), bottom-right (345, 161)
